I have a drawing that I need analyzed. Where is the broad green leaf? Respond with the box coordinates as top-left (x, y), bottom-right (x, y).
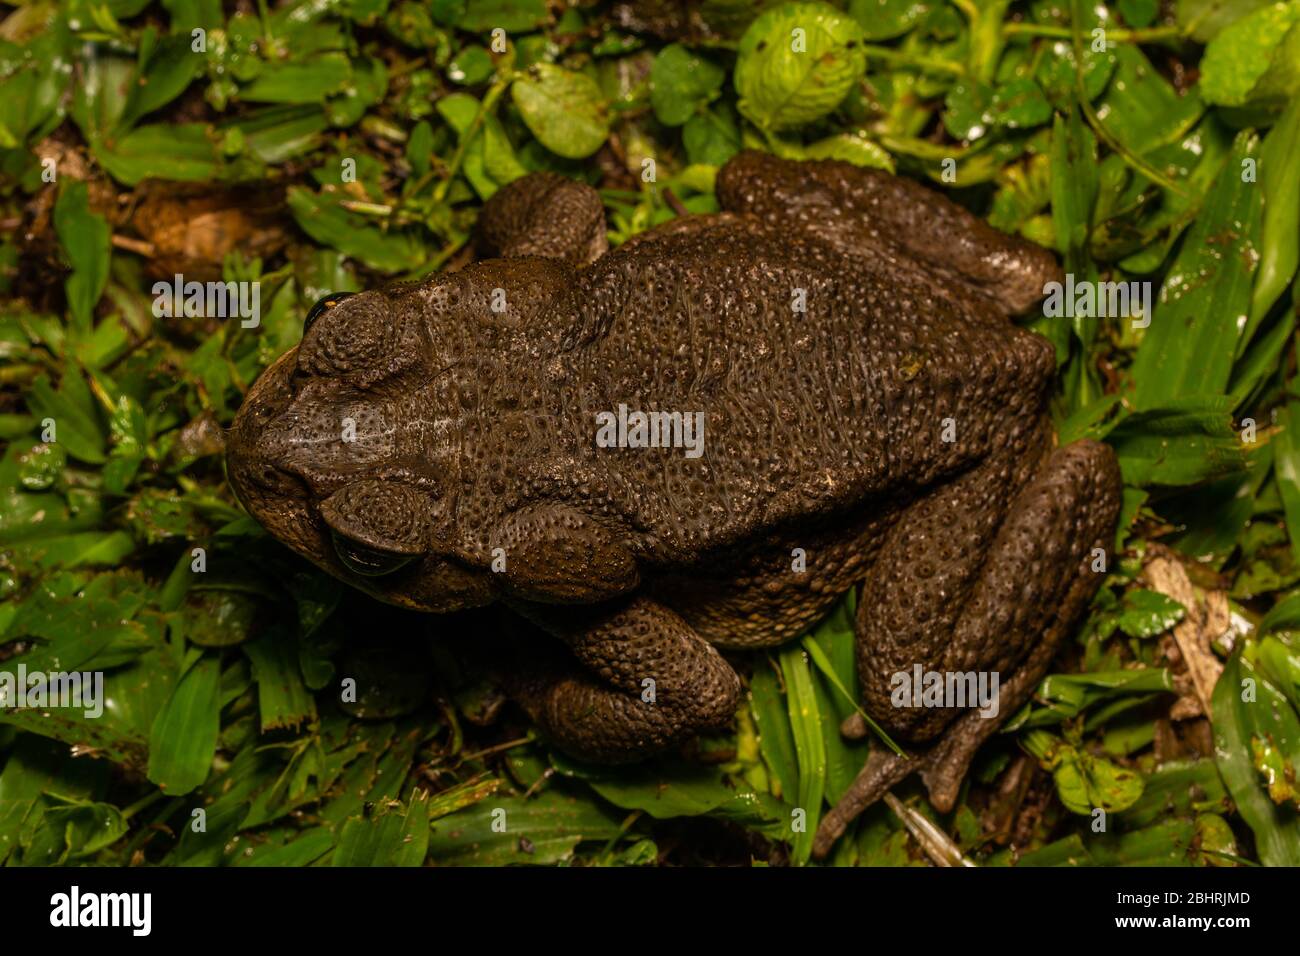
top-left (242, 53), bottom-right (353, 104)
top-left (1018, 668), bottom-right (1175, 728)
top-left (1248, 94), bottom-right (1300, 329)
top-left (447, 45), bottom-right (494, 86)
top-left (1211, 653), bottom-right (1300, 865)
top-left (427, 789), bottom-right (624, 866)
top-left (0, 25), bottom-right (72, 147)
top-left (332, 791), bottom-right (430, 866)
top-left (683, 103), bottom-right (742, 167)
top-left (734, 2), bottom-right (866, 131)
top-left (1177, 0), bottom-right (1275, 42)
top-left (511, 64), bottom-right (610, 159)
top-left (1260, 592), bottom-right (1300, 634)
top-left (1121, 759), bottom-right (1228, 827)
top-left (554, 755), bottom-right (788, 836)
top-left (1095, 45), bottom-right (1204, 158)
top-left (239, 827), bottom-right (334, 866)
top-left (1130, 131), bottom-right (1262, 410)
top-left (455, 0), bottom-right (550, 32)
top-left (117, 33), bottom-right (201, 132)
top-left (989, 78), bottom-right (1051, 131)
top-left (228, 105), bottom-right (330, 164)
top-left (96, 123), bottom-right (223, 185)
top-left (1023, 730), bottom-right (1144, 814)
top-left (24, 372), bottom-right (106, 465)
top-left (1108, 398), bottom-right (1247, 487)
top-left (147, 654), bottom-right (221, 795)
top-left (42, 800), bottom-right (128, 860)
top-left (1199, 2), bottom-right (1300, 107)
top-left (803, 133), bottom-right (893, 171)
top-left (286, 186), bottom-right (428, 273)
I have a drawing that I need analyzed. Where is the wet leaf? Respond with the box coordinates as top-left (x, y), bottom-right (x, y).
top-left (1116, 589), bottom-right (1186, 638)
top-left (734, 2), bottom-right (866, 131)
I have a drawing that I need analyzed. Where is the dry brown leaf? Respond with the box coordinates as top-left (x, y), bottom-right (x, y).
top-left (1143, 552), bottom-right (1227, 720)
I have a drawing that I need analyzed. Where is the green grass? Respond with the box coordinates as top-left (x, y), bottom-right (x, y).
top-left (1, 0), bottom-right (1299, 866)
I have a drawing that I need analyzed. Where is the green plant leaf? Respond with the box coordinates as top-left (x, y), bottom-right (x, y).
top-left (650, 43), bottom-right (726, 127)
top-left (1199, 1), bottom-right (1300, 108)
top-left (1248, 94), bottom-right (1300, 328)
top-left (1107, 398), bottom-right (1247, 487)
top-left (52, 182), bottom-right (110, 336)
top-left (1116, 589), bottom-right (1186, 638)
top-left (1130, 131), bottom-right (1262, 410)
top-left (511, 64), bottom-right (610, 159)
top-left (734, 1), bottom-right (866, 132)
top-left (147, 654), bottom-right (221, 795)
top-left (332, 791), bottom-right (430, 866)
top-left (1211, 653), bottom-right (1300, 865)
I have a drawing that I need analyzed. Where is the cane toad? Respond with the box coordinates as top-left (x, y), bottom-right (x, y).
top-left (226, 151), bottom-right (1122, 857)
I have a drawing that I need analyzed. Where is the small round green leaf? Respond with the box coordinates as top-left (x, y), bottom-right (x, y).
top-left (511, 64), bottom-right (610, 159)
top-left (448, 45), bottom-right (494, 86)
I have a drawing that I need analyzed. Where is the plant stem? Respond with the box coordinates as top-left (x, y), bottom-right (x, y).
top-left (1005, 22), bottom-right (1183, 43)
top-left (431, 73), bottom-right (513, 205)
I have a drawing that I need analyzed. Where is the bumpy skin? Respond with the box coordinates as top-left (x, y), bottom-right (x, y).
top-left (226, 151), bottom-right (1122, 858)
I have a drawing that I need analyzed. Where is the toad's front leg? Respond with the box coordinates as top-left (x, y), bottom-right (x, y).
top-left (502, 595), bottom-right (742, 763)
top-left (813, 437), bottom-right (1121, 859)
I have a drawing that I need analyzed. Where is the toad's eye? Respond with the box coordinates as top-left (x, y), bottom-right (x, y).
top-left (331, 532), bottom-right (415, 577)
top-left (319, 479), bottom-right (432, 578)
top-left (298, 292), bottom-right (395, 377)
top-left (304, 292), bottom-right (354, 334)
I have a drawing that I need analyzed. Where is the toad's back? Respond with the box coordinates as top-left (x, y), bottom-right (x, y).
top-left (543, 216), bottom-right (1056, 562)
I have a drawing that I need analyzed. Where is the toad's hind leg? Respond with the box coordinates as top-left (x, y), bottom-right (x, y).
top-left (812, 438), bottom-right (1121, 859)
top-left (475, 172), bottom-right (608, 267)
top-left (715, 150), bottom-right (1061, 314)
top-left (500, 596), bottom-right (742, 763)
